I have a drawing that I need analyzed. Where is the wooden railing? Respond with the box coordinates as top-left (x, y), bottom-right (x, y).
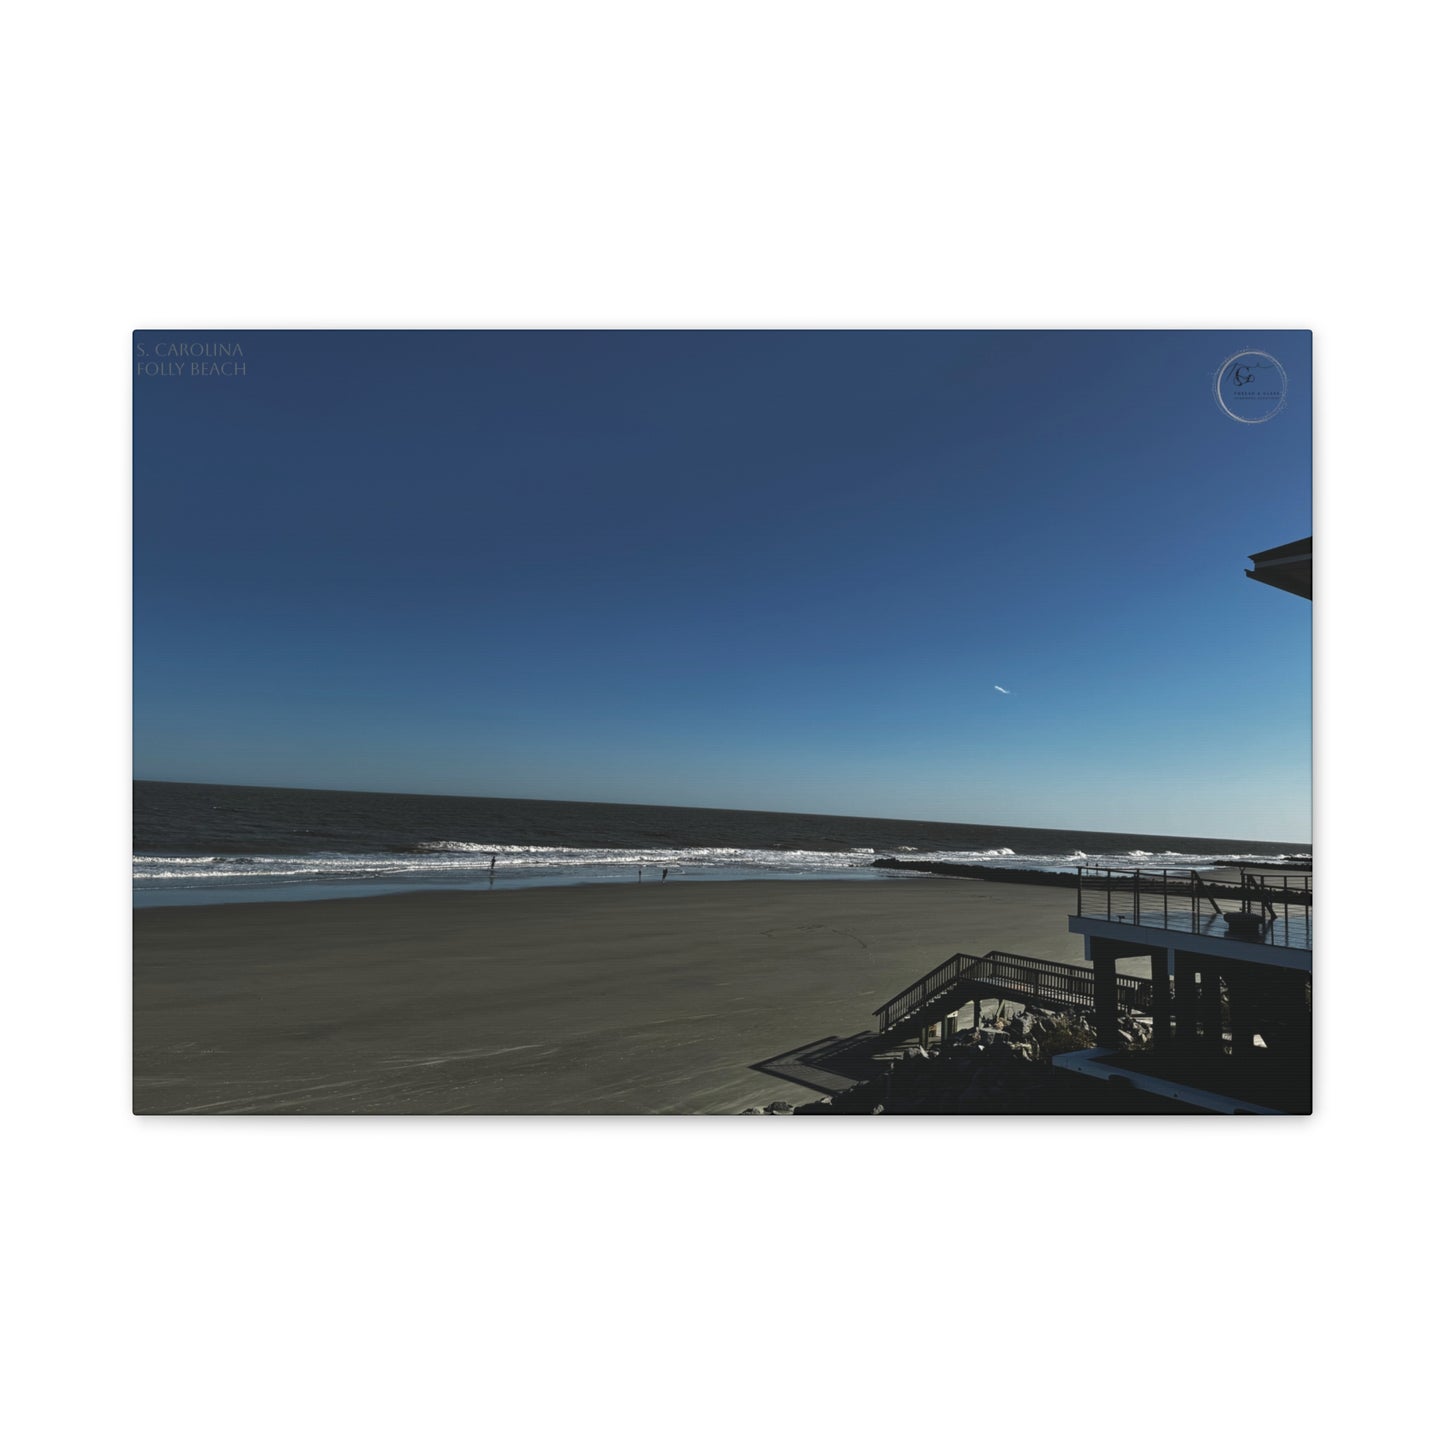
top-left (873, 949), bottom-right (1152, 1035)
top-left (873, 953), bottom-right (982, 1033)
top-left (976, 951), bottom-right (1150, 1010)
top-left (979, 951), bottom-right (1097, 1008)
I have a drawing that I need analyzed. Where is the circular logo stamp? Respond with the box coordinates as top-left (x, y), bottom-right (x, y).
top-left (1214, 349), bottom-right (1288, 423)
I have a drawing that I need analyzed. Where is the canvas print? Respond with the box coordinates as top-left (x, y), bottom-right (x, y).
top-left (133, 330), bottom-right (1312, 1115)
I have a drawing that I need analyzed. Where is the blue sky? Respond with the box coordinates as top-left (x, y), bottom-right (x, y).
top-left (133, 330), bottom-right (1311, 841)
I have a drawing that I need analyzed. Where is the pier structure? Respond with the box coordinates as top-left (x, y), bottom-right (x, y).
top-left (1052, 866), bottom-right (1311, 1112)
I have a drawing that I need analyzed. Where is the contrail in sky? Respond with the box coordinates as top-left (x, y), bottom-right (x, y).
top-left (994, 685), bottom-right (1011, 694)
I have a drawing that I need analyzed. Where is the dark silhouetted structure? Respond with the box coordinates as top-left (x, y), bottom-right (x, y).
top-left (1246, 535), bottom-right (1312, 599)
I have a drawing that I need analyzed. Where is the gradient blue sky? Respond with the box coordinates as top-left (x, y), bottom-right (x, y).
top-left (134, 330), bottom-right (1311, 840)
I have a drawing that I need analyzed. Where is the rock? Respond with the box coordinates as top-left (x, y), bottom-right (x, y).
top-left (742, 1107), bottom-right (766, 1114)
top-left (766, 1101), bottom-right (794, 1115)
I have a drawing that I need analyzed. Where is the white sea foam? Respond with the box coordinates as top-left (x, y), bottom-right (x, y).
top-left (133, 842), bottom-right (1309, 898)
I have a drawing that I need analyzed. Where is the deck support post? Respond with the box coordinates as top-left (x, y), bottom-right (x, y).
top-left (1175, 959), bottom-right (1199, 1050)
top-left (1094, 951), bottom-right (1120, 1049)
top-left (1150, 949), bottom-right (1171, 1051)
top-left (972, 998), bottom-right (980, 1029)
top-left (1230, 969), bottom-right (1254, 1059)
top-left (1199, 968), bottom-right (1224, 1052)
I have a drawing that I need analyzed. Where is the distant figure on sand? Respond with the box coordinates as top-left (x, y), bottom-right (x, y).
top-left (489, 854), bottom-right (497, 883)
top-left (662, 868), bottom-right (669, 882)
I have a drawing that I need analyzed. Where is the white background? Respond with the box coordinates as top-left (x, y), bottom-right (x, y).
top-left (4, 3), bottom-right (1440, 1442)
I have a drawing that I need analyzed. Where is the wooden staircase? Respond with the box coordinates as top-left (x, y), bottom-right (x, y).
top-left (873, 949), bottom-right (1151, 1042)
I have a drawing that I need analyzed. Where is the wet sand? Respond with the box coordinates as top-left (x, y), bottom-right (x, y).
top-left (134, 877), bottom-right (1100, 1115)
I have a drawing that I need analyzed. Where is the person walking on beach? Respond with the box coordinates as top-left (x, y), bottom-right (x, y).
top-left (661, 868), bottom-right (669, 883)
top-left (489, 853), bottom-right (497, 884)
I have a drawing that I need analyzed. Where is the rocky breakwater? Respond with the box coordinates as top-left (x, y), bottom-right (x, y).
top-left (872, 857), bottom-right (1311, 886)
top-left (871, 858), bottom-right (1078, 887)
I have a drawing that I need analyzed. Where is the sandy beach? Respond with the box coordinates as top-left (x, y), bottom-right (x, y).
top-left (134, 876), bottom-right (1118, 1115)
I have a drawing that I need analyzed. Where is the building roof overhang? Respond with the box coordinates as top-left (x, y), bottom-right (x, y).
top-left (1247, 536), bottom-right (1312, 599)
top-left (1069, 915), bottom-right (1312, 972)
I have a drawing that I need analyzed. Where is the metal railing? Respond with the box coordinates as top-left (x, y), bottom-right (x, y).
top-left (1074, 867), bottom-right (1312, 950)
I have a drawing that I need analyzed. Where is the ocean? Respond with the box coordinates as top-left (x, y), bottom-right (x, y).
top-left (133, 780), bottom-right (1311, 908)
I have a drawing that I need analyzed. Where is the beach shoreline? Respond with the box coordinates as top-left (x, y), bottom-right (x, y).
top-left (134, 876), bottom-right (1111, 1116)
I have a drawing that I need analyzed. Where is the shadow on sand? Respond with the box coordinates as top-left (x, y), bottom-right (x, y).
top-left (749, 1031), bottom-right (889, 1095)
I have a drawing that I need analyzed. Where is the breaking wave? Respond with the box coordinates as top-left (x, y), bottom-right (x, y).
top-left (134, 841), bottom-right (1310, 904)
